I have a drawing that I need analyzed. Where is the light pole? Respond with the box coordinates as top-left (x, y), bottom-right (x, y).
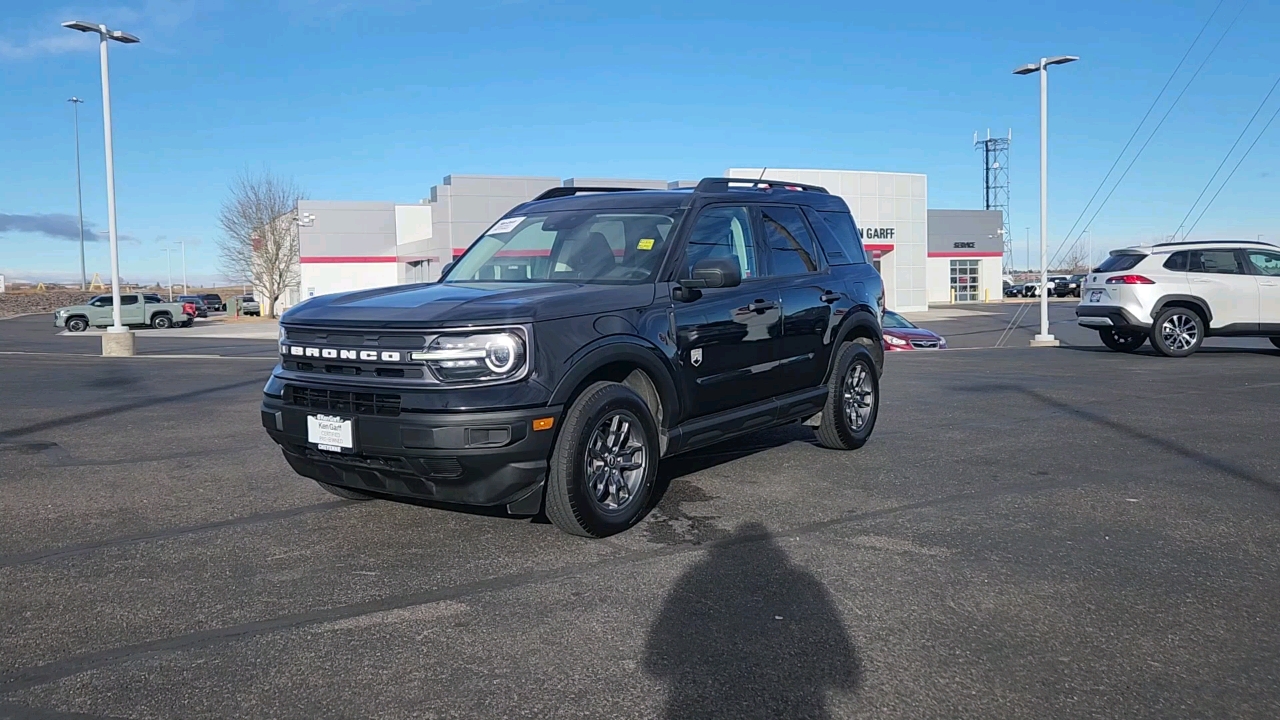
top-left (173, 240), bottom-right (187, 294)
top-left (62, 20), bottom-right (139, 356)
top-left (162, 248), bottom-right (173, 301)
top-left (1015, 55), bottom-right (1078, 347)
top-left (68, 97), bottom-right (87, 290)
top-left (1025, 227), bottom-right (1030, 273)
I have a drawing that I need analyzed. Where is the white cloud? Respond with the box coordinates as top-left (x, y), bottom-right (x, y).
top-left (0, 0), bottom-right (199, 60)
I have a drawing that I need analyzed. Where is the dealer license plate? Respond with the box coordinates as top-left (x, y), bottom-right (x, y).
top-left (307, 414), bottom-right (353, 452)
top-left (1089, 290), bottom-right (1104, 303)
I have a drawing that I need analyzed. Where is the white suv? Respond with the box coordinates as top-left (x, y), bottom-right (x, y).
top-left (1076, 240), bottom-right (1280, 357)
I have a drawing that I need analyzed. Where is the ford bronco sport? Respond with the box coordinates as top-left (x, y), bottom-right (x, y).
top-left (262, 178), bottom-right (886, 537)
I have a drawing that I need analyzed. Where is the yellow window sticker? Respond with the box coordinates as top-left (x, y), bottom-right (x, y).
top-left (637, 238), bottom-right (655, 251)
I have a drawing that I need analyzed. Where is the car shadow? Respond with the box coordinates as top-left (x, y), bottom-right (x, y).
top-left (642, 521), bottom-right (861, 719)
top-left (648, 422), bottom-right (816, 508)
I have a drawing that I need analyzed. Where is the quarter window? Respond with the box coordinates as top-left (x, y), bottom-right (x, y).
top-left (1246, 250), bottom-right (1280, 276)
top-left (683, 206), bottom-right (757, 279)
top-left (760, 206), bottom-right (820, 276)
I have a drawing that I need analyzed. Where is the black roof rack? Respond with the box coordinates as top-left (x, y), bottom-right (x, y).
top-left (533, 186), bottom-right (655, 202)
top-left (694, 177), bottom-right (829, 194)
top-left (1152, 239), bottom-right (1277, 248)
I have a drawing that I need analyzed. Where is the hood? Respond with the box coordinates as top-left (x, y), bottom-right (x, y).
top-left (884, 327), bottom-right (943, 341)
top-left (281, 281), bottom-right (656, 328)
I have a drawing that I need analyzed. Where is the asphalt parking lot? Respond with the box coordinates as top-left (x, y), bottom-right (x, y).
top-left (2, 312), bottom-right (1280, 718)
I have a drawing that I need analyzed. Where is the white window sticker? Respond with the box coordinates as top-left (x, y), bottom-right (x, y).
top-left (489, 216), bottom-right (525, 234)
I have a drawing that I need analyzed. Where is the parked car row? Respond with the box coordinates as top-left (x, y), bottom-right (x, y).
top-left (1003, 274), bottom-right (1087, 298)
top-left (54, 292), bottom-right (263, 331)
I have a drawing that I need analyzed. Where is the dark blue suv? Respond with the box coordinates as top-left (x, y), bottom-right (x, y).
top-left (262, 178), bottom-right (886, 537)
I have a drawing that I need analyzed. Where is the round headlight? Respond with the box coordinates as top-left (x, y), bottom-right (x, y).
top-left (485, 335), bottom-right (517, 374)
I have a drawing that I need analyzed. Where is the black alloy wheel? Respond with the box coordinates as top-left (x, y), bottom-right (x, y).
top-left (546, 381), bottom-right (659, 538)
top-left (814, 341), bottom-right (880, 450)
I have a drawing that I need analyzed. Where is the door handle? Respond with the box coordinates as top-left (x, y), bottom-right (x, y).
top-left (820, 291), bottom-right (841, 304)
top-left (746, 300), bottom-right (776, 313)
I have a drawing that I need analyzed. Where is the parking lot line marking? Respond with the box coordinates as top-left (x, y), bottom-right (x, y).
top-left (0, 501), bottom-right (353, 569)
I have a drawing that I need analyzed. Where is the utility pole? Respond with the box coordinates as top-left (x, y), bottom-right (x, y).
top-left (68, 97), bottom-right (87, 290)
top-left (173, 240), bottom-right (187, 294)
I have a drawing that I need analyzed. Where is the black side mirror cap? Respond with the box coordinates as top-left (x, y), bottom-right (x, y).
top-left (680, 257), bottom-right (742, 290)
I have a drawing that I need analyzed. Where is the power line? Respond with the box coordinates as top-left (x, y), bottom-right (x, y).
top-left (1051, 0), bottom-right (1226, 261)
top-left (1181, 99), bottom-right (1280, 238)
top-left (1173, 71), bottom-right (1280, 239)
top-left (1051, 0), bottom-right (1248, 267)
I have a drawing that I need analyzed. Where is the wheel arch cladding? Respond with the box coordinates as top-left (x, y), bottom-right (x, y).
top-left (1153, 295), bottom-right (1212, 324)
top-left (550, 339), bottom-right (678, 429)
top-left (827, 311), bottom-right (884, 380)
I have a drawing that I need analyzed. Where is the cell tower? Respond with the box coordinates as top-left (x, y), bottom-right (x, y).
top-left (975, 129), bottom-right (1012, 271)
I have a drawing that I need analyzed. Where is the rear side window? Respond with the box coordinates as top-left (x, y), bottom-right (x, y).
top-left (1187, 249), bottom-right (1245, 274)
top-left (803, 208), bottom-right (866, 265)
top-left (760, 206), bottom-right (821, 276)
top-left (1096, 253), bottom-right (1145, 273)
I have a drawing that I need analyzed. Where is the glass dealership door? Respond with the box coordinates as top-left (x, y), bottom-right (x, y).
top-left (950, 259), bottom-right (979, 302)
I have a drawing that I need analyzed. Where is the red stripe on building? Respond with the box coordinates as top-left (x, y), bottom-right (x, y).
top-left (300, 256), bottom-right (399, 264)
top-left (927, 251), bottom-right (1005, 258)
top-left (864, 244), bottom-right (894, 254)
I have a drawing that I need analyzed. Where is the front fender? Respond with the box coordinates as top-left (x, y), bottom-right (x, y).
top-left (549, 336), bottom-right (682, 428)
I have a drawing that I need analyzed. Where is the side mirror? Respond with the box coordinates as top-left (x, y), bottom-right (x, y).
top-left (681, 257), bottom-right (742, 290)
top-left (438, 261), bottom-right (454, 281)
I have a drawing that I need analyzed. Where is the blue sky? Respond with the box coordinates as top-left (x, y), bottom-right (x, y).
top-left (3, 0), bottom-right (1279, 284)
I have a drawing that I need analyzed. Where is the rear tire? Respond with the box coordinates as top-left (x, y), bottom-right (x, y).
top-left (1099, 328), bottom-right (1146, 353)
top-left (545, 381), bottom-right (659, 538)
top-left (151, 314), bottom-right (172, 329)
top-left (65, 317), bottom-right (89, 333)
top-left (814, 342), bottom-right (880, 450)
top-left (315, 481), bottom-right (373, 501)
top-left (1150, 307), bottom-right (1204, 357)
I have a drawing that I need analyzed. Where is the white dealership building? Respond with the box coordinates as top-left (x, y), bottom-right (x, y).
top-left (279, 169), bottom-right (1003, 314)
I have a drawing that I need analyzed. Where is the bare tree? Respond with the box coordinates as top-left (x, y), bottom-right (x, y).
top-left (217, 169), bottom-right (304, 318)
top-left (1059, 240), bottom-right (1092, 273)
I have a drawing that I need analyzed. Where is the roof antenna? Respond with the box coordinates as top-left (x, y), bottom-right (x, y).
top-left (757, 167), bottom-right (768, 180)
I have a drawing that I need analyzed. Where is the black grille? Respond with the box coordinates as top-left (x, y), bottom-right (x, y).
top-left (282, 329), bottom-right (426, 348)
top-left (910, 340), bottom-right (941, 349)
top-left (285, 386), bottom-right (401, 416)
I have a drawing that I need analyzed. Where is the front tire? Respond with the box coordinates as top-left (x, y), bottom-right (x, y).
top-left (1150, 307), bottom-right (1205, 357)
top-left (814, 342), bottom-right (880, 450)
top-left (65, 317), bottom-right (89, 333)
top-left (315, 481), bottom-right (373, 501)
top-left (545, 381), bottom-right (659, 538)
top-left (1099, 328), bottom-right (1146, 353)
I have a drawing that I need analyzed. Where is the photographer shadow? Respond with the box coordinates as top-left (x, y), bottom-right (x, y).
top-left (643, 522), bottom-right (861, 719)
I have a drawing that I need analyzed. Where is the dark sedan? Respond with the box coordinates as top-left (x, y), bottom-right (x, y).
top-left (177, 295), bottom-right (209, 318)
top-left (882, 310), bottom-right (947, 351)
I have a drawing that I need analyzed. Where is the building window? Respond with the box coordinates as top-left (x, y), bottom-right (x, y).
top-left (949, 259), bottom-right (979, 302)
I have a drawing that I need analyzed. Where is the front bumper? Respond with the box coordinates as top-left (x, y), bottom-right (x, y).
top-left (262, 394), bottom-right (562, 513)
top-left (1076, 305), bottom-right (1149, 333)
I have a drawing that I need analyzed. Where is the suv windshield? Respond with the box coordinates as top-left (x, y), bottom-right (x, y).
top-left (444, 208), bottom-right (684, 285)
